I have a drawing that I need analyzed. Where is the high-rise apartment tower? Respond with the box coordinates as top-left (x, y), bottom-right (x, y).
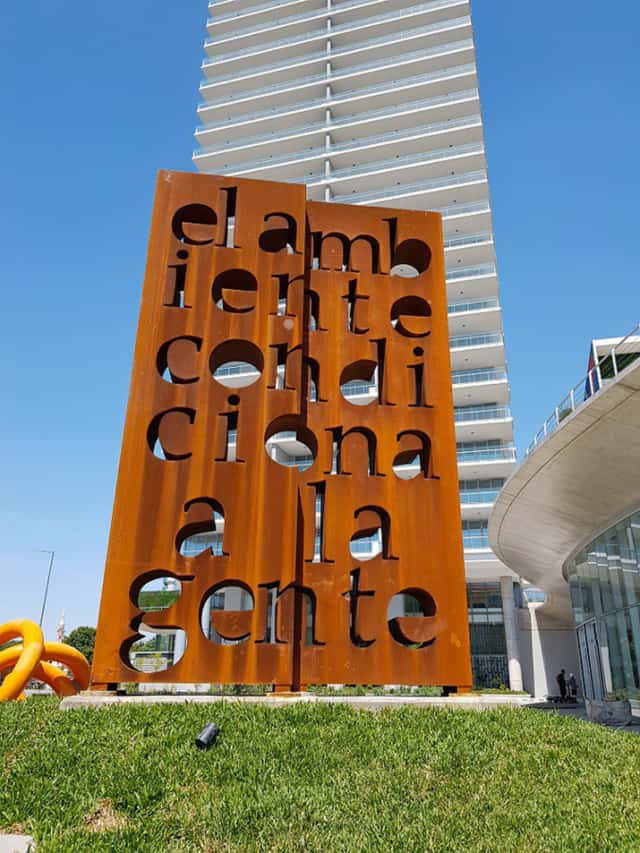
top-left (193, 0), bottom-right (523, 689)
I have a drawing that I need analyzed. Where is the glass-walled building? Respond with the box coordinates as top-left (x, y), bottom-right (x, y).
top-left (567, 509), bottom-right (640, 701)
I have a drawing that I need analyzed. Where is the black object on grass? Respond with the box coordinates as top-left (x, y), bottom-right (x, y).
top-left (195, 723), bottom-right (220, 750)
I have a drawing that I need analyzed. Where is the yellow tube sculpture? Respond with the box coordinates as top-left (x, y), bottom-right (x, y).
top-left (0, 620), bottom-right (90, 701)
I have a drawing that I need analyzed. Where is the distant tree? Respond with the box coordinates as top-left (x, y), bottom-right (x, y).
top-left (63, 626), bottom-right (97, 664)
top-left (130, 637), bottom-right (158, 652)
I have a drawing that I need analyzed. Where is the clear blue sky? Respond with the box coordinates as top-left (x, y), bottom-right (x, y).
top-left (1, 2), bottom-right (638, 635)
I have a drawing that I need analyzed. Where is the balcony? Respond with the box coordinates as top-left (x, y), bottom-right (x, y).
top-left (452, 367), bottom-right (509, 406)
top-left (342, 168), bottom-right (487, 209)
top-left (444, 231), bottom-right (493, 268)
top-left (341, 380), bottom-right (377, 404)
top-left (314, 143), bottom-right (486, 194)
top-left (203, 8), bottom-right (473, 74)
top-left (457, 445), bottom-right (517, 479)
top-left (198, 61), bottom-right (479, 132)
top-left (450, 329), bottom-right (501, 351)
top-left (452, 367), bottom-right (506, 386)
top-left (457, 445), bottom-right (516, 461)
top-left (447, 262), bottom-right (495, 282)
top-left (209, 0), bottom-right (322, 35)
top-left (208, 0), bottom-right (466, 23)
top-left (463, 530), bottom-right (491, 551)
top-left (213, 361), bottom-right (260, 388)
top-left (208, 0), bottom-right (466, 34)
top-left (446, 261), bottom-right (497, 300)
top-left (196, 107), bottom-right (482, 174)
top-left (447, 297), bottom-right (502, 335)
top-left (196, 82), bottom-right (478, 150)
top-left (461, 489), bottom-right (500, 503)
top-left (454, 403), bottom-right (513, 441)
top-left (460, 488), bottom-right (500, 521)
top-left (328, 105), bottom-right (481, 152)
top-left (449, 330), bottom-right (504, 371)
top-left (202, 137), bottom-right (483, 189)
top-left (202, 13), bottom-right (473, 77)
top-left (442, 200), bottom-right (493, 236)
top-left (207, 3), bottom-right (470, 54)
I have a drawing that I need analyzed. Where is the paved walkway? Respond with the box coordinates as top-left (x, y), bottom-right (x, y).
top-left (0, 835), bottom-right (35, 852)
top-left (527, 700), bottom-right (640, 732)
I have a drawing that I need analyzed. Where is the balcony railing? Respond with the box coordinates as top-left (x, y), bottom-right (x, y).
top-left (450, 331), bottom-right (503, 350)
top-left (204, 47), bottom-right (470, 111)
top-left (463, 532), bottom-right (490, 549)
top-left (342, 381), bottom-right (377, 396)
top-left (203, 25), bottom-right (474, 91)
top-left (206, 17), bottom-right (469, 77)
top-left (210, 0), bottom-right (328, 25)
top-left (441, 200), bottom-right (490, 219)
top-left (214, 362), bottom-right (260, 377)
top-left (526, 322), bottom-right (640, 455)
top-left (205, 9), bottom-right (473, 65)
top-left (207, 2), bottom-right (469, 47)
top-left (448, 296), bottom-right (499, 315)
top-left (460, 489), bottom-right (500, 505)
top-left (455, 405), bottom-right (511, 423)
top-left (444, 231), bottom-right (492, 249)
top-left (452, 368), bottom-right (507, 386)
top-left (457, 446), bottom-right (517, 463)
top-left (196, 89), bottom-right (479, 157)
top-left (347, 168), bottom-right (486, 204)
top-left (208, 0), bottom-right (465, 27)
top-left (327, 142), bottom-right (484, 181)
top-left (329, 105), bottom-right (479, 148)
top-left (207, 136), bottom-right (482, 182)
top-left (197, 79), bottom-right (477, 135)
top-left (446, 262), bottom-right (495, 281)
top-left (279, 455), bottom-right (314, 468)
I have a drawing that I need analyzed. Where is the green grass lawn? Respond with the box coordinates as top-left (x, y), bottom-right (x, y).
top-left (1, 698), bottom-right (640, 851)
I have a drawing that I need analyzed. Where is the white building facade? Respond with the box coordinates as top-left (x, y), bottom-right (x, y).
top-left (192, 0), bottom-right (528, 690)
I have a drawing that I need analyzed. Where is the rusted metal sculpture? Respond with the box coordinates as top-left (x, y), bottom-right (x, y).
top-left (91, 171), bottom-right (472, 691)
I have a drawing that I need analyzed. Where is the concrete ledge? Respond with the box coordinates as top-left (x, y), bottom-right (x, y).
top-left (0, 835), bottom-right (35, 852)
top-left (60, 692), bottom-right (536, 711)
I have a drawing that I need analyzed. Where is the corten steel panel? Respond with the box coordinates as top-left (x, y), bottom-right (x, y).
top-left (299, 201), bottom-right (470, 686)
top-left (91, 170), bottom-right (471, 690)
top-left (92, 171), bottom-right (307, 687)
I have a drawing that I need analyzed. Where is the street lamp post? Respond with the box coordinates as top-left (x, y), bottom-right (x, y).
top-left (38, 550), bottom-right (55, 628)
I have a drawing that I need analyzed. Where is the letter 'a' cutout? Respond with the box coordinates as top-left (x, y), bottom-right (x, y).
top-left (176, 497), bottom-right (227, 557)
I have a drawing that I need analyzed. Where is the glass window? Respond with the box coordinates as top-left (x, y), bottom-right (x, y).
top-left (565, 507), bottom-right (640, 699)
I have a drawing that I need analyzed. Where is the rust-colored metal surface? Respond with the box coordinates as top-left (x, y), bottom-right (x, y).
top-left (91, 170), bottom-right (472, 690)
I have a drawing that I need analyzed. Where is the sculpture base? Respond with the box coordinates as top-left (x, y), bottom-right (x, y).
top-left (61, 691), bottom-right (534, 711)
